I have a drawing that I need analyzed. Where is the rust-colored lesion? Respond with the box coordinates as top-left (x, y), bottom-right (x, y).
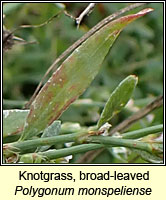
top-left (27, 104), bottom-right (35, 119)
top-left (133, 143), bottom-right (137, 147)
top-left (28, 91), bottom-right (54, 123)
top-left (69, 85), bottom-right (77, 92)
top-left (42, 91), bottom-right (54, 104)
top-left (67, 54), bottom-right (76, 63)
top-left (48, 103), bottom-right (61, 126)
top-left (32, 64), bottom-right (67, 110)
top-left (63, 96), bottom-right (78, 111)
top-left (32, 153), bottom-right (37, 160)
top-left (48, 96), bottom-right (78, 126)
top-left (48, 113), bottom-right (61, 126)
top-left (111, 30), bottom-right (121, 36)
top-left (119, 8), bottom-right (154, 23)
top-left (10, 126), bottom-right (24, 136)
top-left (51, 65), bottom-right (67, 88)
top-left (52, 103), bottom-right (60, 114)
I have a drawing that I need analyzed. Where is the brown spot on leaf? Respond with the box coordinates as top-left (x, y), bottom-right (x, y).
top-left (52, 65), bottom-right (67, 88)
top-left (68, 54), bottom-right (76, 63)
top-left (11, 126), bottom-right (24, 135)
top-left (32, 153), bottom-right (37, 160)
top-left (48, 96), bottom-right (78, 126)
top-left (119, 8), bottom-right (154, 24)
top-left (114, 30), bottom-right (121, 35)
top-left (63, 96), bottom-right (78, 111)
top-left (28, 104), bottom-right (35, 118)
top-left (69, 85), bottom-right (77, 92)
top-left (133, 143), bottom-right (137, 147)
top-left (48, 104), bottom-right (61, 126)
top-left (43, 91), bottom-right (54, 104)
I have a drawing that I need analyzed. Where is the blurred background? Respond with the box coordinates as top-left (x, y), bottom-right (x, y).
top-left (3, 3), bottom-right (163, 163)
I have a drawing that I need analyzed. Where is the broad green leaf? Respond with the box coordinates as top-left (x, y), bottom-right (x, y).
top-left (3, 3), bottom-right (25, 15)
top-left (97, 75), bottom-right (138, 128)
top-left (3, 3), bottom-right (65, 15)
top-left (36, 120), bottom-right (61, 152)
top-left (3, 110), bottom-right (29, 138)
top-left (20, 8), bottom-right (153, 140)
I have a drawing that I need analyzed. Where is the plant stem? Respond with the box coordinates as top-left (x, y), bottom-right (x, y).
top-left (20, 136), bottom-right (162, 162)
top-left (4, 124), bottom-right (163, 156)
top-left (72, 99), bottom-right (104, 108)
top-left (122, 124), bottom-right (163, 139)
top-left (3, 134), bottom-right (20, 144)
top-left (40, 144), bottom-right (104, 160)
top-left (87, 136), bottom-right (163, 154)
top-left (6, 131), bottom-right (87, 153)
top-left (3, 99), bottom-right (27, 108)
top-left (75, 124), bottom-right (163, 163)
top-left (77, 96), bottom-right (163, 163)
top-left (4, 124), bottom-right (163, 158)
top-left (76, 3), bottom-right (96, 28)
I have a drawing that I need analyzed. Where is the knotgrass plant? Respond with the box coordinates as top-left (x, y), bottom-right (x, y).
top-left (3, 4), bottom-right (163, 164)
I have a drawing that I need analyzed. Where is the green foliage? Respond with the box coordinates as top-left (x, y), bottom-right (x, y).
top-left (20, 9), bottom-right (147, 141)
top-left (97, 75), bottom-right (138, 128)
top-left (3, 3), bottom-right (163, 164)
top-left (36, 120), bottom-right (61, 152)
top-left (3, 3), bottom-right (25, 15)
top-left (3, 109), bottom-right (29, 138)
top-left (132, 149), bottom-right (163, 164)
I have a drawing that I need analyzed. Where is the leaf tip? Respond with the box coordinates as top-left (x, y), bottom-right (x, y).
top-left (130, 74), bottom-right (138, 84)
top-left (118, 8), bottom-right (154, 25)
top-left (137, 8), bottom-right (154, 16)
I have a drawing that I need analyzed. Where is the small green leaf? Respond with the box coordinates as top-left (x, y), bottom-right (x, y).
top-left (20, 8), bottom-right (153, 140)
top-left (36, 120), bottom-right (61, 152)
top-left (133, 149), bottom-right (163, 164)
top-left (19, 154), bottom-right (33, 163)
top-left (41, 120), bottom-right (61, 138)
top-left (3, 110), bottom-right (29, 138)
top-left (3, 3), bottom-right (25, 15)
top-left (97, 75), bottom-right (138, 128)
